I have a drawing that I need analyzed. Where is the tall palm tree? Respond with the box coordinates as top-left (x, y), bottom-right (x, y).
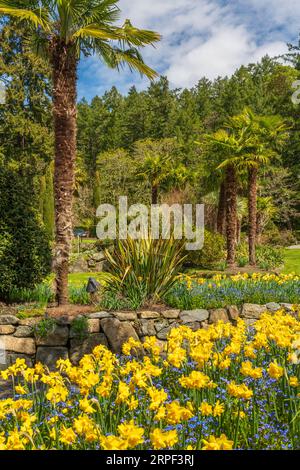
top-left (196, 137), bottom-right (227, 236)
top-left (231, 109), bottom-right (289, 265)
top-left (207, 128), bottom-right (252, 266)
top-left (0, 0), bottom-right (161, 304)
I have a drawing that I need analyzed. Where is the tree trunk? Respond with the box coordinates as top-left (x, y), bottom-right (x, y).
top-left (217, 181), bottom-right (226, 235)
top-left (51, 40), bottom-right (77, 305)
top-left (151, 185), bottom-right (158, 204)
top-left (248, 167), bottom-right (258, 265)
top-left (225, 165), bottom-right (237, 266)
top-left (236, 218), bottom-right (241, 245)
top-left (256, 213), bottom-right (262, 243)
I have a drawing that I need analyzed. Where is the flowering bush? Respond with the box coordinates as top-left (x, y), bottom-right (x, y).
top-left (0, 309), bottom-right (299, 450)
top-left (166, 273), bottom-right (300, 309)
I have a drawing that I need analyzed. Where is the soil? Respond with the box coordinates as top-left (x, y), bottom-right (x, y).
top-left (46, 304), bottom-right (97, 318)
top-left (0, 302), bottom-right (175, 320)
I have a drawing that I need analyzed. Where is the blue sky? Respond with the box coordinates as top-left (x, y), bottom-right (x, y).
top-left (78, 0), bottom-right (300, 101)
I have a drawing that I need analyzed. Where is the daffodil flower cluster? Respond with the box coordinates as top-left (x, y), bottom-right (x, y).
top-left (168, 273), bottom-right (300, 309)
top-left (0, 309), bottom-right (299, 450)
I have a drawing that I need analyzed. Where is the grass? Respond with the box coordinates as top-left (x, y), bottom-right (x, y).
top-left (68, 272), bottom-right (103, 287)
top-left (282, 249), bottom-right (300, 275)
top-left (81, 238), bottom-right (98, 245)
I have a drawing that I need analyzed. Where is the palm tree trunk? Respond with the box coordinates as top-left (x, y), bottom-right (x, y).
top-left (51, 40), bottom-right (77, 305)
top-left (256, 213), bottom-right (262, 243)
top-left (248, 167), bottom-right (258, 265)
top-left (236, 218), bottom-right (241, 244)
top-left (152, 185), bottom-right (158, 204)
top-left (225, 165), bottom-right (237, 266)
top-left (217, 181), bottom-right (226, 235)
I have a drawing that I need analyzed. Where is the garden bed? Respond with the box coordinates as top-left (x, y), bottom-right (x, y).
top-left (0, 308), bottom-right (299, 450)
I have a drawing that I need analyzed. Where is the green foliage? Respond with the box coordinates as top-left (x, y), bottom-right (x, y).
top-left (0, 164), bottom-right (52, 300)
top-left (187, 230), bottom-right (226, 269)
top-left (237, 256), bottom-right (248, 268)
top-left (236, 243), bottom-right (284, 269)
top-left (68, 286), bottom-right (90, 305)
top-left (71, 316), bottom-right (88, 340)
top-left (75, 58), bottom-right (300, 235)
top-left (102, 237), bottom-right (187, 306)
top-left (99, 291), bottom-right (131, 311)
top-left (95, 148), bottom-right (145, 206)
top-left (0, 22), bottom-right (52, 299)
top-left (34, 317), bottom-right (56, 339)
top-left (262, 226), bottom-right (297, 247)
top-left (256, 245), bottom-right (284, 270)
top-left (6, 283), bottom-right (53, 304)
top-left (216, 261), bottom-right (227, 272)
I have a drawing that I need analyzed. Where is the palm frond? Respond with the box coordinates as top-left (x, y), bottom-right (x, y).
top-left (74, 22), bottom-right (161, 48)
top-left (97, 44), bottom-right (158, 80)
top-left (114, 19), bottom-right (161, 47)
top-left (0, 0), bottom-right (160, 79)
top-left (0, 2), bottom-right (50, 31)
top-left (73, 24), bottom-right (120, 40)
top-left (79, 0), bottom-right (120, 26)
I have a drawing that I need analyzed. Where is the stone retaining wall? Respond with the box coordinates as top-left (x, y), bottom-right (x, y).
top-left (0, 302), bottom-right (294, 370)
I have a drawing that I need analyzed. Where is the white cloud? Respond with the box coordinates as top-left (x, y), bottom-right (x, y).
top-left (166, 28), bottom-right (287, 87)
top-left (78, 1), bottom-right (300, 98)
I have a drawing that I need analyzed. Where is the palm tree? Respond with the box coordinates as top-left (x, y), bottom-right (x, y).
top-left (134, 138), bottom-right (188, 204)
top-left (207, 128), bottom-right (252, 266)
top-left (0, 0), bottom-right (161, 304)
top-left (230, 109), bottom-right (289, 265)
top-left (137, 153), bottom-right (172, 204)
top-left (196, 137), bottom-right (227, 236)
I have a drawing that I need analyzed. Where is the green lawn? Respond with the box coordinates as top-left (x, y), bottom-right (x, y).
top-left (282, 249), bottom-right (300, 275)
top-left (80, 238), bottom-right (97, 245)
top-left (68, 271), bottom-right (103, 287)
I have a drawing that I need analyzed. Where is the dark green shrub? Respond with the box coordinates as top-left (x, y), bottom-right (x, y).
top-left (0, 165), bottom-right (52, 300)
